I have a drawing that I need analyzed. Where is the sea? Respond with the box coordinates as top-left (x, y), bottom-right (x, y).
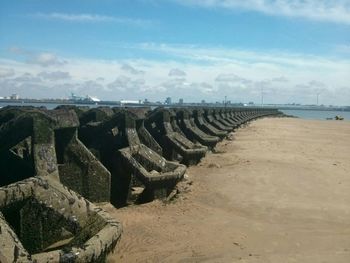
top-left (0, 101), bottom-right (349, 121)
top-left (280, 109), bottom-right (350, 120)
top-left (0, 101), bottom-right (100, 110)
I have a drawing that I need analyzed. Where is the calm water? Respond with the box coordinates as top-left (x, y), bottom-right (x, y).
top-left (0, 101), bottom-right (107, 110)
top-left (281, 109), bottom-right (350, 120)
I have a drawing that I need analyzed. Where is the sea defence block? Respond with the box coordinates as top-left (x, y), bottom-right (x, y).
top-left (79, 107), bottom-right (114, 125)
top-left (79, 110), bottom-right (186, 206)
top-left (212, 109), bottom-right (237, 129)
top-left (55, 105), bottom-right (89, 119)
top-left (231, 108), bottom-right (280, 123)
top-left (218, 109), bottom-right (240, 127)
top-left (0, 107), bottom-right (111, 202)
top-left (192, 109), bottom-right (228, 139)
top-left (55, 127), bottom-right (111, 203)
top-left (227, 109), bottom-right (245, 126)
top-left (0, 177), bottom-right (122, 262)
top-left (176, 109), bottom-right (220, 149)
top-left (0, 109), bottom-right (60, 182)
top-left (145, 108), bottom-right (207, 165)
top-left (233, 108), bottom-right (255, 123)
top-left (233, 108), bottom-right (250, 123)
top-left (204, 108), bottom-right (232, 132)
top-left (0, 104), bottom-right (283, 263)
top-left (78, 107), bottom-right (165, 162)
top-left (167, 109), bottom-right (187, 137)
top-left (115, 107), bottom-right (163, 156)
top-left (0, 106), bottom-right (46, 126)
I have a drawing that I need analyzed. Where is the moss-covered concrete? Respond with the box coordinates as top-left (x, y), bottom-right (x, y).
top-left (0, 177), bottom-right (122, 262)
top-left (146, 108), bottom-right (207, 165)
top-left (176, 109), bottom-right (220, 149)
top-left (0, 107), bottom-right (111, 203)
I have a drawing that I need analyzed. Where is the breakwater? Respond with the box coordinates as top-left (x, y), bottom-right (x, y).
top-left (0, 105), bottom-right (283, 262)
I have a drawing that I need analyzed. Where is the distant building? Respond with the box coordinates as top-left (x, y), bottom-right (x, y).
top-left (201, 100), bottom-right (206, 104)
top-left (165, 97), bottom-right (172, 105)
top-left (86, 95), bottom-right (100, 102)
top-left (10, 94), bottom-right (19, 100)
top-left (120, 100), bottom-right (142, 104)
top-left (70, 93), bottom-right (100, 102)
top-left (179, 98), bottom-right (184, 104)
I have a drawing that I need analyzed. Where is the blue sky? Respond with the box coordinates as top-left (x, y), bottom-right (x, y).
top-left (1, 0), bottom-right (350, 105)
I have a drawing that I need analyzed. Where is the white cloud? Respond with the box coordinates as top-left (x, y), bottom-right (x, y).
top-left (13, 73), bottom-right (42, 83)
top-left (172, 0), bottom-right (350, 24)
top-left (38, 71), bottom-right (71, 80)
top-left (8, 47), bottom-right (65, 67)
top-left (190, 82), bottom-right (217, 94)
top-left (107, 76), bottom-right (132, 92)
top-left (28, 53), bottom-right (65, 67)
top-left (107, 76), bottom-right (147, 95)
top-left (215, 73), bottom-right (252, 84)
top-left (271, 76), bottom-right (288, 82)
top-left (133, 42), bottom-right (350, 70)
top-left (168, 68), bottom-right (187, 76)
top-left (1, 43), bottom-right (350, 105)
top-left (31, 13), bottom-right (154, 27)
top-left (0, 68), bottom-right (15, 78)
top-left (121, 64), bottom-right (145, 75)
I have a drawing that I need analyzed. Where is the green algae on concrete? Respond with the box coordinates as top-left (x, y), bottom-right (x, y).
top-left (0, 107), bottom-right (111, 202)
top-left (0, 177), bottom-right (122, 262)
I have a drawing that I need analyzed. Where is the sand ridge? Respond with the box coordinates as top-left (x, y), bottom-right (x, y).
top-left (105, 118), bottom-right (350, 263)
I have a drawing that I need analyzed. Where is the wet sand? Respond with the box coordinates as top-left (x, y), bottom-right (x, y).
top-left (104, 118), bottom-right (350, 263)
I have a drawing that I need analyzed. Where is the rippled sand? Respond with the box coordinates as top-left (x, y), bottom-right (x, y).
top-left (104, 118), bottom-right (350, 263)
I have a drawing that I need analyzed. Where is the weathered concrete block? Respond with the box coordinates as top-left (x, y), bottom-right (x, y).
top-left (123, 107), bottom-right (163, 156)
top-left (79, 110), bottom-right (186, 206)
top-left (146, 108), bottom-right (207, 165)
top-left (192, 108), bottom-right (228, 139)
top-left (176, 109), bottom-right (220, 149)
top-left (203, 108), bottom-right (232, 132)
top-left (55, 105), bottom-right (89, 119)
top-left (0, 177), bottom-right (122, 262)
top-left (55, 128), bottom-right (111, 203)
top-left (0, 110), bottom-right (60, 182)
top-left (79, 107), bottom-right (114, 125)
top-left (0, 212), bottom-right (31, 262)
top-left (218, 109), bottom-right (239, 128)
top-left (0, 107), bottom-right (111, 203)
top-left (212, 109), bottom-right (236, 129)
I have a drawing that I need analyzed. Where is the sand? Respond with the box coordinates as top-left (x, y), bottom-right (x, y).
top-left (104, 118), bottom-right (350, 263)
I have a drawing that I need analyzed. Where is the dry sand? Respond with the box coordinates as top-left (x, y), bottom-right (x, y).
top-left (104, 118), bottom-right (350, 263)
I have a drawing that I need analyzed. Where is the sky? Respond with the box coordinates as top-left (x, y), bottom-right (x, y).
top-left (0, 0), bottom-right (350, 105)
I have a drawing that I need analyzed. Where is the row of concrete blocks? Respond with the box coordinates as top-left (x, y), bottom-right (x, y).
top-left (0, 105), bottom-right (282, 262)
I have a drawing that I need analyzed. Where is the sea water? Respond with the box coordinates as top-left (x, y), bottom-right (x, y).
top-left (281, 109), bottom-right (350, 120)
top-left (0, 101), bottom-right (103, 110)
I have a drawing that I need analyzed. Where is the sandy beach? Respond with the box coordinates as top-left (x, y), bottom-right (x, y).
top-left (105, 118), bottom-right (350, 263)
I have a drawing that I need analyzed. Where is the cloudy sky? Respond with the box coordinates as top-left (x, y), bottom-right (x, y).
top-left (0, 0), bottom-right (350, 105)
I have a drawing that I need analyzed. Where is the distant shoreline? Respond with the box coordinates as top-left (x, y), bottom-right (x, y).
top-left (0, 99), bottom-right (349, 111)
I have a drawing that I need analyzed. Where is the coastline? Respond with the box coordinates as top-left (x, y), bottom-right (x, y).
top-left (105, 117), bottom-right (350, 263)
